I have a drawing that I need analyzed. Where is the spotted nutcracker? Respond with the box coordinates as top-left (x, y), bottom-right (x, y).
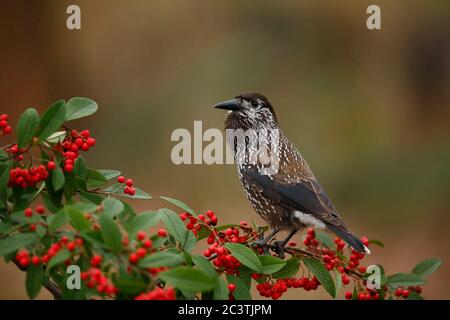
top-left (214, 93), bottom-right (369, 257)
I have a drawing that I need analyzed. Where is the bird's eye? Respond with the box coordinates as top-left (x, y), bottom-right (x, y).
top-left (251, 100), bottom-right (259, 108)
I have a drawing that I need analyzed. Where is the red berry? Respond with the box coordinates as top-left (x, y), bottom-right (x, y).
top-left (395, 288), bottom-right (404, 297)
top-left (31, 256), bottom-right (41, 265)
top-left (157, 229), bottom-right (167, 237)
top-left (36, 205), bottom-right (45, 214)
top-left (198, 214), bottom-right (205, 221)
top-left (47, 161), bottom-right (56, 170)
top-left (345, 291), bottom-right (353, 300)
top-left (64, 164), bottom-right (74, 172)
top-left (136, 248), bottom-right (147, 258)
top-left (228, 283), bottom-right (236, 292)
top-left (86, 137), bottom-right (96, 147)
top-left (127, 187), bottom-right (136, 196)
top-left (67, 242), bottom-right (76, 251)
top-left (143, 239), bottom-right (153, 248)
top-left (342, 275), bottom-right (350, 285)
top-left (129, 253), bottom-right (139, 264)
top-left (30, 224), bottom-right (37, 231)
top-left (80, 129), bottom-right (90, 138)
top-left (125, 179), bottom-right (133, 187)
top-left (91, 255), bottom-right (102, 267)
top-left (206, 210), bottom-right (214, 218)
top-left (19, 257), bottom-right (30, 268)
top-left (361, 237), bottom-right (369, 246)
top-left (402, 290), bottom-right (410, 298)
top-left (117, 176), bottom-right (126, 183)
top-left (179, 213), bottom-right (187, 221)
top-left (137, 230), bottom-right (146, 241)
top-left (24, 208), bottom-right (33, 217)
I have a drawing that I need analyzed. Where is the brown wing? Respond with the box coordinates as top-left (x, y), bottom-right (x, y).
top-left (243, 169), bottom-right (348, 230)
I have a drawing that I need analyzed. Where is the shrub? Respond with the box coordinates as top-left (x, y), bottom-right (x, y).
top-left (0, 99), bottom-right (442, 300)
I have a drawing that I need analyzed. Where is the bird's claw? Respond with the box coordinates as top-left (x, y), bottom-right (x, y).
top-left (271, 240), bottom-right (287, 259)
top-left (251, 239), bottom-right (270, 255)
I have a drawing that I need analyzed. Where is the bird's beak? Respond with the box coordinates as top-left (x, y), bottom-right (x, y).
top-left (213, 98), bottom-right (242, 111)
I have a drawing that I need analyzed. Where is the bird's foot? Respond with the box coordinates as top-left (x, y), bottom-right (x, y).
top-left (251, 239), bottom-right (271, 255)
top-left (271, 240), bottom-right (287, 259)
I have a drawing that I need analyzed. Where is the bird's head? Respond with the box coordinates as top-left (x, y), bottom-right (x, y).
top-left (213, 93), bottom-right (278, 130)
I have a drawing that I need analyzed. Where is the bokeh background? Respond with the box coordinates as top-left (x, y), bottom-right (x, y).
top-left (0, 0), bottom-right (449, 299)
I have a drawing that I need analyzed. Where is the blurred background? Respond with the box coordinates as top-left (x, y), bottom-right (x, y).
top-left (0, 0), bottom-right (449, 299)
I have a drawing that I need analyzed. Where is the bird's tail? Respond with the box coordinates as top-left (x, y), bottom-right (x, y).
top-left (325, 223), bottom-right (370, 254)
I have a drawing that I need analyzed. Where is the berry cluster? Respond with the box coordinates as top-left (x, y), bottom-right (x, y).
top-left (256, 276), bottom-right (320, 300)
top-left (8, 165), bottom-right (49, 188)
top-left (61, 129), bottom-right (96, 172)
top-left (117, 175), bottom-right (136, 196)
top-left (0, 114), bottom-right (12, 135)
top-left (5, 144), bottom-right (24, 161)
top-left (24, 205), bottom-right (45, 218)
top-left (134, 287), bottom-right (175, 300)
top-left (394, 286), bottom-right (422, 299)
top-left (179, 210), bottom-right (217, 237)
top-left (128, 230), bottom-right (154, 264)
top-left (81, 267), bottom-right (118, 296)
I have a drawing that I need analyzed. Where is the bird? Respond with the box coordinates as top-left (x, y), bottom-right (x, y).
top-left (213, 93), bottom-right (369, 257)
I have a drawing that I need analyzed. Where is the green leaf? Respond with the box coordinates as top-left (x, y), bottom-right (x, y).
top-left (412, 258), bottom-right (442, 278)
top-left (192, 255), bottom-right (217, 281)
top-left (98, 169), bottom-right (121, 180)
top-left (334, 271), bottom-right (342, 298)
top-left (86, 169), bottom-right (107, 188)
top-left (224, 243), bottom-right (262, 273)
top-left (0, 233), bottom-right (37, 256)
top-left (386, 273), bottom-right (427, 288)
top-left (369, 239), bottom-right (384, 248)
top-left (158, 267), bottom-right (214, 292)
top-left (213, 276), bottom-right (229, 300)
top-left (273, 257), bottom-right (300, 279)
top-left (259, 255), bottom-right (286, 274)
top-left (46, 249), bottom-right (71, 273)
top-left (38, 100), bottom-right (66, 141)
top-left (303, 257), bottom-right (336, 297)
top-left (129, 211), bottom-right (160, 238)
top-left (159, 208), bottom-right (188, 246)
top-left (138, 252), bottom-right (184, 268)
top-left (26, 264), bottom-right (44, 299)
top-left (52, 163), bottom-right (65, 191)
top-left (101, 197), bottom-right (124, 219)
top-left (17, 108), bottom-right (39, 149)
top-left (0, 149), bottom-right (9, 161)
top-left (160, 196), bottom-right (196, 216)
top-left (182, 230), bottom-right (197, 253)
top-left (79, 190), bottom-right (104, 205)
top-left (98, 214), bottom-right (123, 252)
top-left (226, 275), bottom-right (252, 300)
top-left (316, 231), bottom-right (336, 249)
top-left (48, 209), bottom-right (68, 232)
top-left (65, 97), bottom-right (98, 121)
top-left (113, 277), bottom-right (147, 296)
top-left (407, 291), bottom-right (425, 300)
top-left (66, 206), bottom-right (91, 231)
top-left (45, 131), bottom-right (66, 144)
top-left (74, 157), bottom-right (88, 180)
top-left (0, 161), bottom-right (12, 197)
